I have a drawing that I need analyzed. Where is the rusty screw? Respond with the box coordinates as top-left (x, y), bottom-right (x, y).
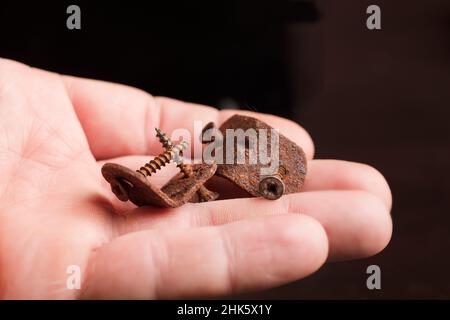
top-left (258, 165), bottom-right (287, 200)
top-left (137, 140), bottom-right (187, 177)
top-left (156, 128), bottom-right (219, 202)
top-left (110, 138), bottom-right (187, 202)
top-left (155, 128), bottom-right (173, 150)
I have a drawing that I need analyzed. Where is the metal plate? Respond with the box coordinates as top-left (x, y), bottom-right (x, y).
top-left (102, 162), bottom-right (217, 208)
top-left (214, 115), bottom-right (307, 197)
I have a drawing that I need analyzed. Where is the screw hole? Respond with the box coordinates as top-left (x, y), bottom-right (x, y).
top-left (267, 183), bottom-right (278, 195)
top-left (245, 137), bottom-right (250, 149)
top-left (111, 179), bottom-right (132, 202)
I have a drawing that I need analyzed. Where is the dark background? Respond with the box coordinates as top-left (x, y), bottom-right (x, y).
top-left (1, 0), bottom-right (449, 298)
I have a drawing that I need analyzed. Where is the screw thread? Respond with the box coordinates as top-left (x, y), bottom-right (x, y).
top-left (137, 141), bottom-right (187, 177)
top-left (277, 165), bottom-right (287, 179)
top-left (155, 128), bottom-right (173, 150)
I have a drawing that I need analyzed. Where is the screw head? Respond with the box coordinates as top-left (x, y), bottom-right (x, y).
top-left (259, 176), bottom-right (285, 200)
top-left (200, 122), bottom-right (223, 144)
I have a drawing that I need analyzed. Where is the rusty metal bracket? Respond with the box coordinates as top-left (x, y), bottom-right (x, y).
top-left (102, 162), bottom-right (217, 208)
top-left (202, 114), bottom-right (307, 200)
top-left (101, 127), bottom-right (218, 208)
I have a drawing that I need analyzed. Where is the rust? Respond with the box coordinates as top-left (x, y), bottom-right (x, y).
top-left (101, 128), bottom-right (218, 209)
top-left (259, 165), bottom-right (287, 200)
top-left (155, 128), bottom-right (173, 150)
top-left (102, 162), bottom-right (217, 208)
top-left (202, 115), bottom-right (307, 199)
top-left (137, 141), bottom-right (187, 177)
top-left (178, 163), bottom-right (219, 202)
top-left (155, 128), bottom-right (219, 202)
top-left (200, 121), bottom-right (223, 144)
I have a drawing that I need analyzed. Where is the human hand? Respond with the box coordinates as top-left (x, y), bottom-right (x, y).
top-left (0, 58), bottom-right (392, 299)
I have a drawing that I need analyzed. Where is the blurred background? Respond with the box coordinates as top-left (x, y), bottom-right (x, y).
top-left (0, 0), bottom-right (449, 298)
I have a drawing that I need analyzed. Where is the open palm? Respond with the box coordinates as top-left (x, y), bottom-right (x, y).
top-left (0, 58), bottom-right (392, 299)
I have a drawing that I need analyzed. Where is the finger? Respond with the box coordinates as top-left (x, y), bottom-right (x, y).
top-left (62, 76), bottom-right (314, 160)
top-left (100, 156), bottom-right (392, 260)
top-left (302, 160), bottom-right (392, 209)
top-left (116, 191), bottom-right (392, 261)
top-left (82, 214), bottom-right (328, 299)
top-left (202, 159), bottom-right (392, 209)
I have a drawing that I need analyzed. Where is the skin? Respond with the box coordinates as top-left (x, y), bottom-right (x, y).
top-left (0, 58), bottom-right (392, 299)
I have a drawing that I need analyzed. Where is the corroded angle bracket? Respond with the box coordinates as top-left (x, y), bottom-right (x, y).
top-left (101, 114), bottom-right (307, 209)
top-left (101, 162), bottom-right (217, 208)
top-left (203, 115), bottom-right (307, 200)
